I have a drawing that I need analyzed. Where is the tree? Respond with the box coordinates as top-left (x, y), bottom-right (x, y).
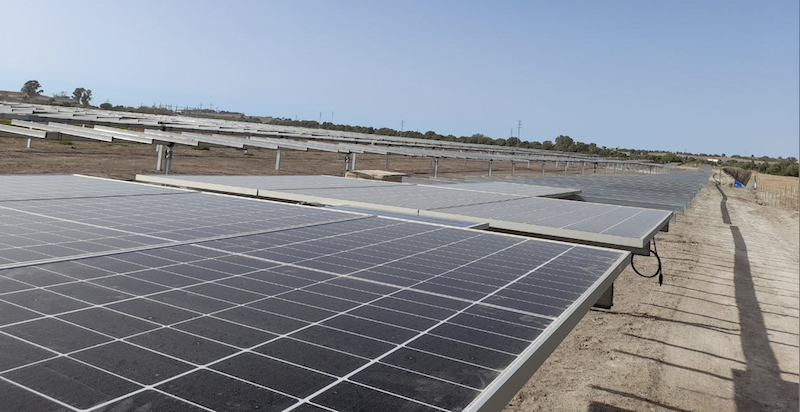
top-left (72, 88), bottom-right (86, 103)
top-left (21, 80), bottom-right (43, 98)
top-left (542, 140), bottom-right (554, 150)
top-left (80, 89), bottom-right (92, 106)
top-left (506, 136), bottom-right (521, 147)
top-left (530, 141), bottom-right (543, 149)
top-left (554, 135), bottom-right (574, 151)
top-left (100, 101), bottom-right (113, 110)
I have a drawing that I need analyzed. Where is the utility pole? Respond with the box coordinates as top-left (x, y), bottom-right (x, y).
top-left (331, 111), bottom-right (334, 124)
top-left (319, 112), bottom-right (322, 127)
top-left (517, 120), bottom-right (522, 140)
top-left (401, 120), bottom-right (404, 132)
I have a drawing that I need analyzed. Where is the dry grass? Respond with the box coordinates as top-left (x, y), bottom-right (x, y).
top-left (755, 172), bottom-right (799, 191)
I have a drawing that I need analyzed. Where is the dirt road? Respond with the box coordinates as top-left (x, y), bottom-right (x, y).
top-left (504, 176), bottom-right (799, 411)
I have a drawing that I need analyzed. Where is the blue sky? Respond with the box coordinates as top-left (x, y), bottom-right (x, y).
top-left (1, 1), bottom-right (797, 157)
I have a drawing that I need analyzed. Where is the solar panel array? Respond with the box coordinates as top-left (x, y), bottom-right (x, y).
top-left (137, 175), bottom-right (672, 253)
top-left (442, 168), bottom-right (712, 213)
top-left (0, 174), bottom-right (630, 412)
top-left (0, 101), bottom-right (664, 167)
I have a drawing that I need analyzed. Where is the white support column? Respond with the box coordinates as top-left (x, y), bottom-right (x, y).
top-left (488, 159), bottom-right (493, 177)
top-left (541, 161), bottom-right (546, 177)
top-left (275, 150), bottom-right (282, 171)
top-left (385, 153), bottom-right (390, 170)
top-left (343, 154), bottom-right (350, 176)
top-left (351, 153), bottom-right (357, 170)
top-left (527, 160), bottom-right (531, 169)
top-left (510, 161), bottom-right (516, 177)
top-left (434, 157), bottom-right (439, 177)
top-left (26, 138), bottom-right (32, 149)
top-left (555, 160), bottom-right (559, 169)
top-left (581, 162), bottom-right (585, 175)
top-left (156, 144), bottom-right (163, 171)
top-left (564, 161), bottom-right (569, 176)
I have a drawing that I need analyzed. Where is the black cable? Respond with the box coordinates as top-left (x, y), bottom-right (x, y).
top-left (630, 237), bottom-right (663, 285)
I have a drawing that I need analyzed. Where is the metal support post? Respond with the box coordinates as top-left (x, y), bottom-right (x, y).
top-left (351, 153), bottom-right (357, 170)
top-left (541, 161), bottom-right (546, 177)
top-left (564, 161), bottom-right (569, 176)
top-left (162, 144), bottom-right (174, 175)
top-left (527, 160), bottom-right (531, 169)
top-left (555, 160), bottom-right (559, 169)
top-left (343, 154), bottom-right (350, 176)
top-left (510, 161), bottom-right (515, 177)
top-left (275, 150), bottom-right (281, 171)
top-left (594, 283), bottom-right (614, 309)
top-left (385, 153), bottom-right (390, 170)
top-left (156, 144), bottom-right (163, 171)
top-left (26, 138), bottom-right (32, 149)
top-left (581, 162), bottom-right (585, 175)
top-left (488, 159), bottom-right (493, 177)
top-left (434, 157), bottom-right (439, 177)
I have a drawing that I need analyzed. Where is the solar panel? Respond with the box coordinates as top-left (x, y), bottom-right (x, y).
top-left (0, 174), bottom-right (631, 412)
top-left (459, 168), bottom-right (710, 213)
top-left (0, 175), bottom-right (185, 202)
top-left (137, 175), bottom-right (672, 253)
top-left (0, 177), bottom-right (369, 268)
top-left (415, 181), bottom-right (582, 199)
top-left (0, 218), bottom-right (627, 412)
top-left (326, 206), bottom-right (489, 229)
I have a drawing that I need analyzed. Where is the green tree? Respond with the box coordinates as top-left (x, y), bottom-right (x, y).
top-left (21, 80), bottom-right (43, 98)
top-left (554, 135), bottom-right (574, 151)
top-left (72, 88), bottom-right (86, 103)
top-left (542, 140), bottom-right (554, 150)
top-left (100, 101), bottom-right (113, 110)
top-left (80, 89), bottom-right (92, 106)
top-left (506, 136), bottom-right (521, 147)
top-left (530, 141), bottom-right (543, 149)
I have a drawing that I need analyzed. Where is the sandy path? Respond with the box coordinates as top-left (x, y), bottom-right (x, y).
top-left (504, 177), bottom-right (799, 412)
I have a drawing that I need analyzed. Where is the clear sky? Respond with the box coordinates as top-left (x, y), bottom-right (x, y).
top-left (1, 1), bottom-right (797, 158)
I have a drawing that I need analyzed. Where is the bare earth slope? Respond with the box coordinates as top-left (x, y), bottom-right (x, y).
top-left (504, 179), bottom-right (799, 412)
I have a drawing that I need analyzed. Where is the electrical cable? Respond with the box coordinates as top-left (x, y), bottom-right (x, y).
top-left (630, 237), bottom-right (663, 285)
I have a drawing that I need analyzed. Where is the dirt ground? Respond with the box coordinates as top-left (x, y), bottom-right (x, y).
top-left (1, 137), bottom-right (797, 412)
top-left (504, 174), bottom-right (799, 412)
top-left (0, 136), bottom-right (609, 179)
